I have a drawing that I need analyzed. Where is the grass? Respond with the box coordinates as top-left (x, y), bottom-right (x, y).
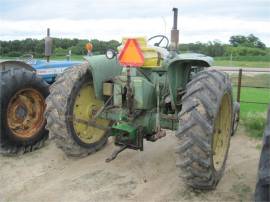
top-left (231, 182), bottom-right (253, 202)
top-left (214, 55), bottom-right (270, 68)
top-left (231, 74), bottom-right (270, 88)
top-left (231, 74), bottom-right (270, 138)
top-left (215, 55), bottom-right (270, 61)
top-left (233, 87), bottom-right (270, 115)
top-left (231, 74), bottom-right (270, 116)
top-left (241, 113), bottom-right (267, 138)
top-left (233, 87), bottom-right (269, 139)
top-left (214, 60), bottom-right (270, 68)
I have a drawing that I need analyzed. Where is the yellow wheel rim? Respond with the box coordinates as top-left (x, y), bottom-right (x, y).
top-left (213, 93), bottom-right (232, 171)
top-left (73, 82), bottom-right (109, 144)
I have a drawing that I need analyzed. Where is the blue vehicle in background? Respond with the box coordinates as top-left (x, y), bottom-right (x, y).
top-left (30, 57), bottom-right (82, 83)
top-left (0, 52), bottom-right (83, 155)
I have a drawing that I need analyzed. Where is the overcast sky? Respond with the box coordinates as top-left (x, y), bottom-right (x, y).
top-left (0, 0), bottom-right (269, 45)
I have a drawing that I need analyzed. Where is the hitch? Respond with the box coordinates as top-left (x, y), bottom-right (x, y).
top-left (105, 145), bottom-right (128, 162)
top-left (105, 123), bottom-right (144, 162)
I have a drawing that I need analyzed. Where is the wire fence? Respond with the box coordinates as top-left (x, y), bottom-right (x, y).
top-left (218, 68), bottom-right (270, 106)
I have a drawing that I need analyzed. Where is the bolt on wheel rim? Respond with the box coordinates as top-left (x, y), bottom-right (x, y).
top-left (213, 93), bottom-right (232, 171)
top-left (7, 88), bottom-right (45, 138)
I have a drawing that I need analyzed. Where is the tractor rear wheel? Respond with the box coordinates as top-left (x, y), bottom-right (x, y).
top-left (0, 68), bottom-right (49, 154)
top-left (176, 69), bottom-right (233, 190)
top-left (45, 63), bottom-right (110, 157)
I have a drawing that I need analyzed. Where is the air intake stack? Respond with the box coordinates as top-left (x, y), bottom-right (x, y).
top-left (170, 8), bottom-right (179, 52)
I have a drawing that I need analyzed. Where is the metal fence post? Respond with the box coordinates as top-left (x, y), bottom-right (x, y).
top-left (237, 68), bottom-right (242, 103)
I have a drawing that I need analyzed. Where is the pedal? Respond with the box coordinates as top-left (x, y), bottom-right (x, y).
top-left (105, 145), bottom-right (127, 163)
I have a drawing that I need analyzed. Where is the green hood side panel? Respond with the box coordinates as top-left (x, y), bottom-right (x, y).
top-left (84, 55), bottom-right (123, 99)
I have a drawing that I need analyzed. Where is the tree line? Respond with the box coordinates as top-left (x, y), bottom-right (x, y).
top-left (0, 38), bottom-right (121, 58)
top-left (0, 34), bottom-right (268, 58)
top-left (178, 34), bottom-right (269, 58)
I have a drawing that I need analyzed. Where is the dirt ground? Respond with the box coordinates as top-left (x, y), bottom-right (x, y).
top-left (0, 127), bottom-right (261, 202)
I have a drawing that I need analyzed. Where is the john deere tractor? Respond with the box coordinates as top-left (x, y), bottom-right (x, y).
top-left (45, 8), bottom-right (238, 190)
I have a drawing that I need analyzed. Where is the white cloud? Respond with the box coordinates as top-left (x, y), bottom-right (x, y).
top-left (1, 15), bottom-right (269, 46)
top-left (0, 0), bottom-right (269, 45)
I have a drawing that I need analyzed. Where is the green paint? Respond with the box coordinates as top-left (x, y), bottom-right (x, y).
top-left (84, 55), bottom-right (122, 99)
top-left (112, 123), bottom-right (137, 140)
top-left (87, 52), bottom-right (212, 143)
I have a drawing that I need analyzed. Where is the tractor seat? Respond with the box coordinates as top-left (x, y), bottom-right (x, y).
top-left (120, 37), bottom-right (168, 68)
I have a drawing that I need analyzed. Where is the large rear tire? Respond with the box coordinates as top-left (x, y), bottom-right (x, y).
top-left (255, 105), bottom-right (270, 201)
top-left (0, 68), bottom-right (49, 154)
top-left (45, 63), bottom-right (110, 157)
top-left (176, 69), bottom-right (233, 190)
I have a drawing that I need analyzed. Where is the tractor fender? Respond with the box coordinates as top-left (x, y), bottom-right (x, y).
top-left (166, 54), bottom-right (212, 109)
top-left (0, 61), bottom-right (35, 72)
top-left (167, 53), bottom-right (213, 68)
top-left (84, 55), bottom-right (123, 99)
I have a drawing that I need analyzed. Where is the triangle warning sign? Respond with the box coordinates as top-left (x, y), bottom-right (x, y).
top-left (118, 39), bottom-right (144, 67)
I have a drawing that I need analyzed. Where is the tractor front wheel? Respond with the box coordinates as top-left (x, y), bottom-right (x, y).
top-left (176, 69), bottom-right (233, 190)
top-left (45, 63), bottom-right (110, 157)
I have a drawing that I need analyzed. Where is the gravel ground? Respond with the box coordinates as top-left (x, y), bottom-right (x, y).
top-left (0, 127), bottom-right (260, 202)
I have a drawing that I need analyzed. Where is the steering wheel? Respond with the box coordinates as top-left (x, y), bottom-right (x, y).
top-left (148, 35), bottom-right (169, 48)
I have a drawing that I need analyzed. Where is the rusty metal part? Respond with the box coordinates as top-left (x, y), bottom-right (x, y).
top-left (148, 130), bottom-right (166, 142)
top-left (7, 88), bottom-right (45, 138)
top-left (105, 145), bottom-right (128, 162)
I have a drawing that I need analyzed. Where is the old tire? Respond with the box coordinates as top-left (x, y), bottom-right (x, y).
top-left (176, 69), bottom-right (233, 190)
top-left (45, 63), bottom-right (110, 157)
top-left (0, 68), bottom-right (49, 154)
top-left (254, 105), bottom-right (270, 202)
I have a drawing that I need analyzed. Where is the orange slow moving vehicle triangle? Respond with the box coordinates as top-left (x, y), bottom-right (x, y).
top-left (118, 39), bottom-right (144, 67)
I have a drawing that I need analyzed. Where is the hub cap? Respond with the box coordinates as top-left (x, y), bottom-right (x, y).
top-left (7, 88), bottom-right (45, 138)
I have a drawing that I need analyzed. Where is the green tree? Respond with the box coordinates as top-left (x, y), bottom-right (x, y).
top-left (229, 34), bottom-right (266, 49)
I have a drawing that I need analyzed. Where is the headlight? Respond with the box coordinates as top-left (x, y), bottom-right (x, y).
top-left (106, 49), bottom-right (116, 59)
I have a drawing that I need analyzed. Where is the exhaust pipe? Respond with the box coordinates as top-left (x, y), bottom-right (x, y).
top-left (170, 8), bottom-right (179, 52)
top-left (45, 28), bottom-right (53, 62)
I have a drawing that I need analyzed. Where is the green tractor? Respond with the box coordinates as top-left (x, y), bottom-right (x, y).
top-left (45, 8), bottom-right (238, 190)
